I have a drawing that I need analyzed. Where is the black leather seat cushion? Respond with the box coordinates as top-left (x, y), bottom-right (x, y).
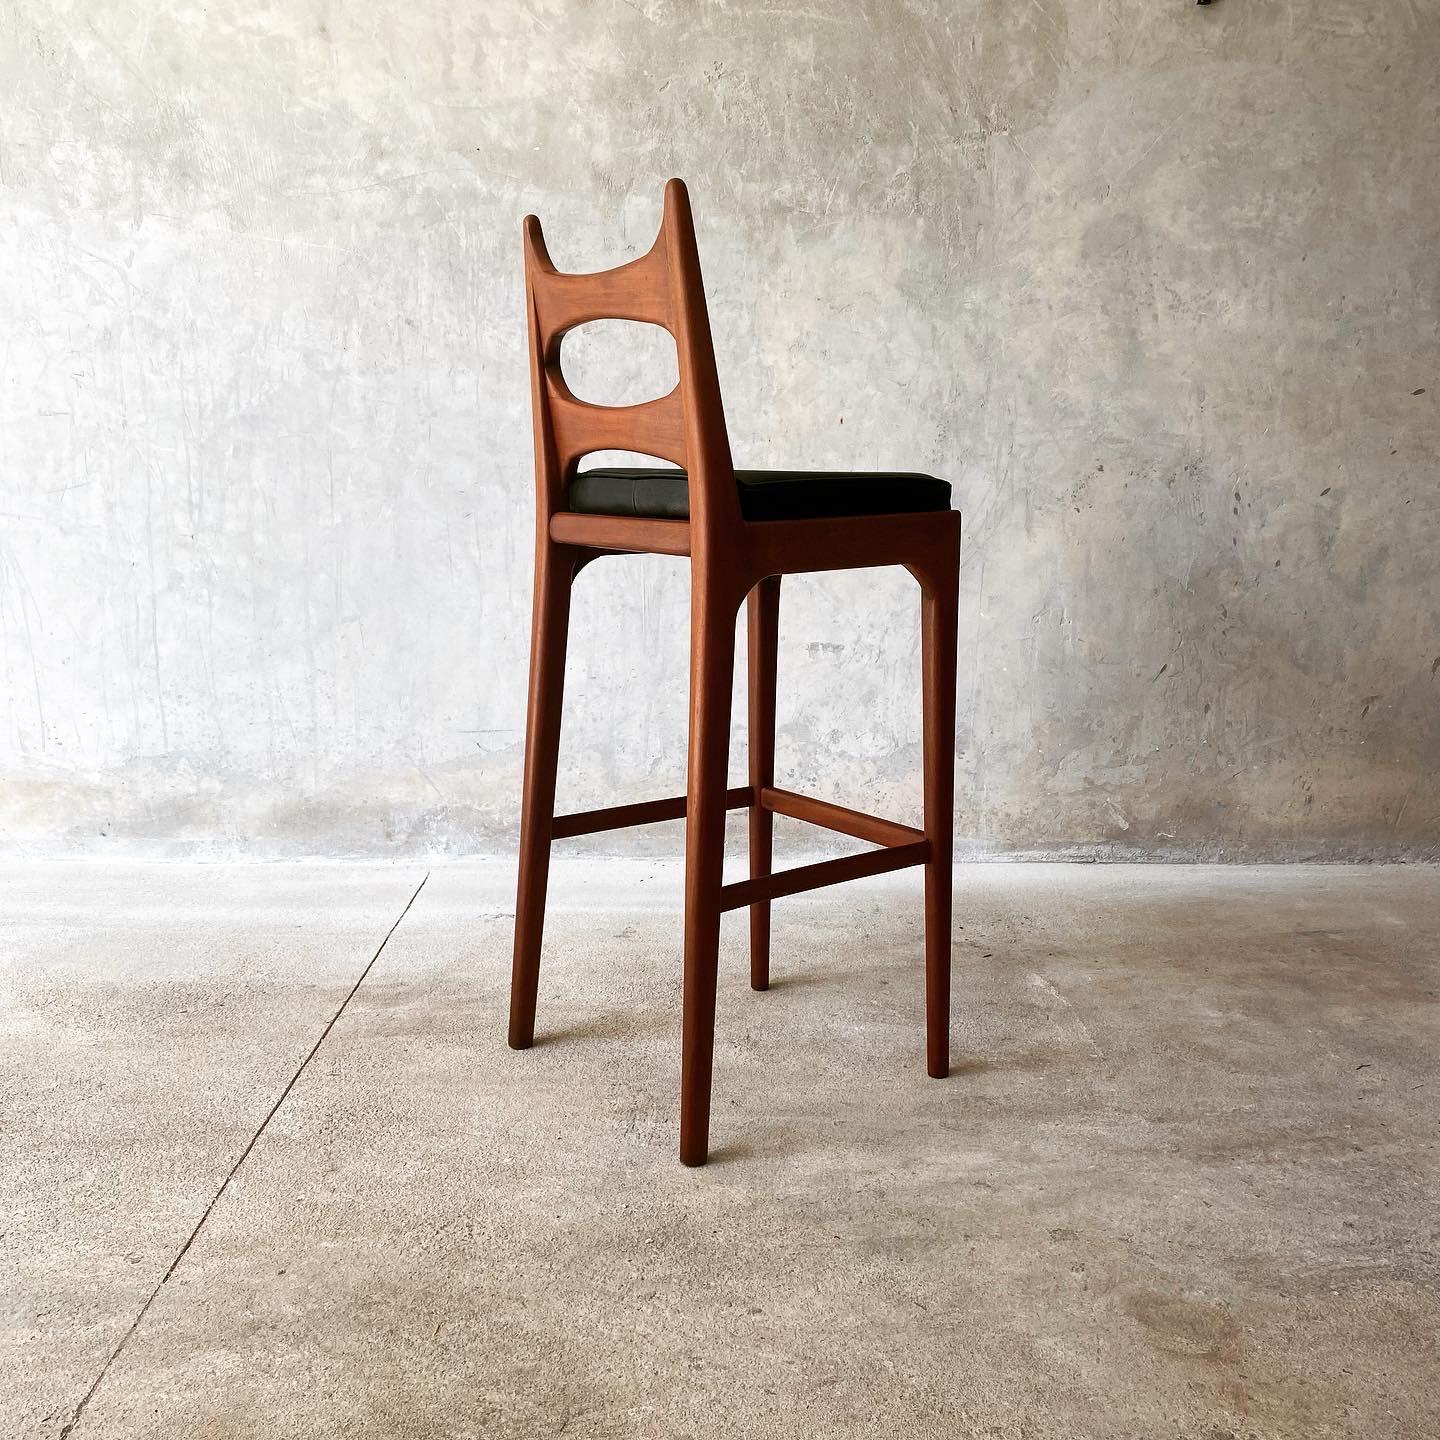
top-left (568, 467), bottom-right (951, 522)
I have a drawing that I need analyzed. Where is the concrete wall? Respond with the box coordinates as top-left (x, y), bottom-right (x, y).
top-left (2, 1), bottom-right (1436, 860)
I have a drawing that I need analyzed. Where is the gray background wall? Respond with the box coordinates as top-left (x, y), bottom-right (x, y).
top-left (1, 1), bottom-right (1436, 860)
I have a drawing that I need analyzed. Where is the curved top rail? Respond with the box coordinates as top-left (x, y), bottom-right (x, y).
top-left (523, 215), bottom-right (672, 346)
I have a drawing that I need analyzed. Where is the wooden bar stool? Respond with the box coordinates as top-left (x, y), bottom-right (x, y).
top-left (508, 179), bottom-right (961, 1166)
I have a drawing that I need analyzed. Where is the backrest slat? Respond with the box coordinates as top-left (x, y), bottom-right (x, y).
top-left (546, 385), bottom-right (688, 472)
top-left (529, 246), bottom-right (672, 338)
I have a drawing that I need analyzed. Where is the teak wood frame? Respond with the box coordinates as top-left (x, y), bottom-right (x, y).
top-left (509, 179), bottom-right (961, 1166)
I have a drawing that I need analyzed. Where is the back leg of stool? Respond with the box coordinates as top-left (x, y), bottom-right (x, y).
top-left (917, 552), bottom-right (959, 1080)
top-left (746, 575), bottom-right (781, 992)
top-left (509, 542), bottom-right (577, 1051)
top-left (679, 577), bottom-right (741, 1167)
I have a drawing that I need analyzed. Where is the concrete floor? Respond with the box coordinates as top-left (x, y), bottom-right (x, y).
top-left (3, 860), bottom-right (1438, 1439)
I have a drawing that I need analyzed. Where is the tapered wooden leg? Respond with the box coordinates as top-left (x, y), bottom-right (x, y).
top-left (918, 547), bottom-right (959, 1079)
top-left (746, 576), bottom-right (781, 992)
top-left (509, 542), bottom-right (577, 1050)
top-left (679, 574), bottom-right (739, 1166)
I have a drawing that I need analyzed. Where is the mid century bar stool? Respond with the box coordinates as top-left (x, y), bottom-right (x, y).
top-left (509, 179), bottom-right (961, 1166)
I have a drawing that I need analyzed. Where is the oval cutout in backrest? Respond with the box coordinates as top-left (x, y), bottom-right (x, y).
top-left (559, 319), bottom-right (679, 409)
top-left (575, 448), bottom-right (681, 475)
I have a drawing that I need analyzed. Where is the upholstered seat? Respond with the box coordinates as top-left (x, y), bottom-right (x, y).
top-left (569, 467), bottom-right (951, 523)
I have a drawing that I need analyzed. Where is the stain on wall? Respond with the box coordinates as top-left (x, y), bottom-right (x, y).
top-left (0, 1), bottom-right (1436, 858)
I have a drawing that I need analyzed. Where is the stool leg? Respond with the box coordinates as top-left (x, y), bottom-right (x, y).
top-left (680, 577), bottom-right (738, 1166)
top-left (509, 542), bottom-right (576, 1050)
top-left (746, 576), bottom-right (780, 992)
top-left (919, 559), bottom-right (959, 1079)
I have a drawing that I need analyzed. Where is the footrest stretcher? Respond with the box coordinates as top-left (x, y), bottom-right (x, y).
top-left (551, 786), bottom-right (752, 840)
top-left (718, 839), bottom-right (931, 912)
top-left (551, 782), bottom-right (930, 910)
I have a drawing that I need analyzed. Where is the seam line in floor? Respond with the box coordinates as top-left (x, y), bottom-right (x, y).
top-left (58, 870), bottom-right (431, 1438)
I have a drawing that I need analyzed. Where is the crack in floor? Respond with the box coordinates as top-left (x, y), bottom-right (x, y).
top-left (58, 871), bottom-right (431, 1438)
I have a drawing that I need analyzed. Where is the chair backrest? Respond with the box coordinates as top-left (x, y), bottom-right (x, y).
top-left (522, 179), bottom-right (740, 537)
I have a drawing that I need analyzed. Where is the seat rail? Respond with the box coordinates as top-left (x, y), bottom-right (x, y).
top-left (549, 512), bottom-right (691, 556)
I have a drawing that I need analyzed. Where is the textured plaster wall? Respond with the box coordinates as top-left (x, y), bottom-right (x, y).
top-left (1, 1), bottom-right (1437, 859)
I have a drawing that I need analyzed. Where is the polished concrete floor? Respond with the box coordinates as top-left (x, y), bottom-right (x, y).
top-left (4, 859), bottom-right (1437, 1439)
